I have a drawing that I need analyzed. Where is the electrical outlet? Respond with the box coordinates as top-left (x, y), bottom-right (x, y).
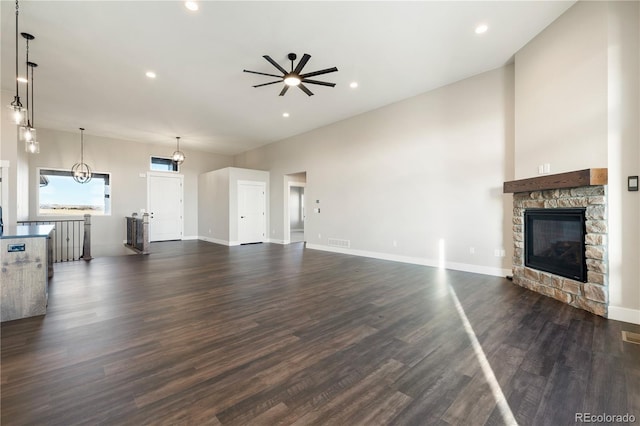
top-left (208, 228), bottom-right (211, 234)
top-left (500, 249), bottom-right (506, 257)
top-left (494, 249), bottom-right (501, 257)
top-left (318, 233), bottom-right (322, 239)
top-left (393, 240), bottom-right (397, 247)
top-left (543, 163), bottom-right (551, 173)
top-left (538, 165), bottom-right (544, 174)
top-left (470, 247), bottom-right (475, 254)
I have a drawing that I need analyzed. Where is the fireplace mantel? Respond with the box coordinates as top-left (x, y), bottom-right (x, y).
top-left (503, 168), bottom-right (607, 193)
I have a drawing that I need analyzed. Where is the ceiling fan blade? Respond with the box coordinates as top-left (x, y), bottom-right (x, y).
top-left (301, 79), bottom-right (336, 87)
top-left (279, 86), bottom-right (290, 96)
top-left (298, 83), bottom-right (314, 96)
top-left (293, 53), bottom-right (311, 75)
top-left (300, 67), bottom-right (338, 79)
top-left (263, 55), bottom-right (288, 75)
top-left (253, 80), bottom-right (282, 88)
top-left (243, 69), bottom-right (283, 78)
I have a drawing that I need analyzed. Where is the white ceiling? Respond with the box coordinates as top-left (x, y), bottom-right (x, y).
top-left (1, 1), bottom-right (575, 156)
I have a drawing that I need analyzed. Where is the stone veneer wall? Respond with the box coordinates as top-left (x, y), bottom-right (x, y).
top-left (512, 186), bottom-right (608, 317)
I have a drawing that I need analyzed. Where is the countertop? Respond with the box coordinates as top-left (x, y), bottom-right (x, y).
top-left (0, 225), bottom-right (56, 239)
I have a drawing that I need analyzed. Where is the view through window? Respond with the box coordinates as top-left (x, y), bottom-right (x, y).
top-left (39, 169), bottom-right (111, 216)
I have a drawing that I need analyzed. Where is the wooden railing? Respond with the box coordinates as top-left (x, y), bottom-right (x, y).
top-left (125, 213), bottom-right (150, 254)
top-left (18, 214), bottom-right (92, 262)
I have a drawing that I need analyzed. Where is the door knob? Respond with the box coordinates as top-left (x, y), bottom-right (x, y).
top-left (241, 216), bottom-right (245, 218)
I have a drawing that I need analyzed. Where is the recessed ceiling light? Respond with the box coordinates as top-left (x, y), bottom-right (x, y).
top-left (145, 71), bottom-right (156, 79)
top-left (350, 82), bottom-right (359, 89)
top-left (282, 112), bottom-right (290, 118)
top-left (17, 76), bottom-right (28, 83)
top-left (475, 24), bottom-right (489, 34)
top-left (185, 1), bottom-right (199, 11)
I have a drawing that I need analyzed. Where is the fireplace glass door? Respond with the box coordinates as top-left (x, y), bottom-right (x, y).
top-left (524, 208), bottom-right (587, 282)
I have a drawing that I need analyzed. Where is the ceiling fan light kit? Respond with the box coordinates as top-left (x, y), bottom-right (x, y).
top-left (244, 52), bottom-right (338, 96)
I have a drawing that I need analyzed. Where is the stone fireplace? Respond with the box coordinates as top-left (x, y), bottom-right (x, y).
top-left (504, 169), bottom-right (608, 317)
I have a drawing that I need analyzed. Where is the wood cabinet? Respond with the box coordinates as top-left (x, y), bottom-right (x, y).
top-left (1, 225), bottom-right (54, 322)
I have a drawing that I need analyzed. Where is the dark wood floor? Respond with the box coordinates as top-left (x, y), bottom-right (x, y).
top-left (2, 241), bottom-right (639, 425)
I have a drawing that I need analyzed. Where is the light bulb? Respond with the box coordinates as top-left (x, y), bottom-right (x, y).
top-left (284, 75), bottom-right (301, 86)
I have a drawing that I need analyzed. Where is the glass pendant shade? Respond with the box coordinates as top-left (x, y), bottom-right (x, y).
top-left (20, 125), bottom-right (36, 142)
top-left (10, 104), bottom-right (26, 125)
top-left (172, 136), bottom-right (185, 165)
top-left (25, 140), bottom-right (39, 154)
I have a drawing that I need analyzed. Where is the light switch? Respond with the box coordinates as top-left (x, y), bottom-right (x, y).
top-left (629, 176), bottom-right (639, 191)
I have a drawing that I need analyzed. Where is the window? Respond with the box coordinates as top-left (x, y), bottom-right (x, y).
top-left (39, 169), bottom-right (111, 216)
top-left (150, 157), bottom-right (179, 172)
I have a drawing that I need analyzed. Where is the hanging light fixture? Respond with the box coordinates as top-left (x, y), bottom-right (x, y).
top-left (23, 60), bottom-right (39, 154)
top-left (19, 33), bottom-right (36, 146)
top-left (72, 128), bottom-right (93, 184)
top-left (172, 136), bottom-right (185, 165)
top-left (8, 0), bottom-right (26, 125)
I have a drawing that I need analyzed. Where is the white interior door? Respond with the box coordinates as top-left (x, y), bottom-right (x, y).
top-left (148, 173), bottom-right (183, 242)
top-left (238, 181), bottom-right (266, 244)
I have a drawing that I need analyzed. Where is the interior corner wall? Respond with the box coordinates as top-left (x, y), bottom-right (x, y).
top-left (514, 1), bottom-right (609, 179)
top-left (235, 65), bottom-right (515, 277)
top-left (198, 167), bottom-right (230, 243)
top-left (606, 0), bottom-right (640, 324)
top-left (29, 128), bottom-right (232, 256)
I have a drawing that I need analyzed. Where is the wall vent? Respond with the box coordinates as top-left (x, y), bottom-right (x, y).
top-left (622, 331), bottom-right (640, 345)
top-left (328, 238), bottom-right (350, 248)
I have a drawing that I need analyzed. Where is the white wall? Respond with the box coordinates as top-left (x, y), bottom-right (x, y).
top-left (28, 128), bottom-right (232, 256)
top-left (514, 1), bottom-right (640, 324)
top-left (1, 90), bottom-right (31, 224)
top-left (198, 167), bottom-right (230, 243)
top-left (235, 66), bottom-right (515, 277)
top-left (606, 1), bottom-right (640, 324)
top-left (514, 1), bottom-right (608, 178)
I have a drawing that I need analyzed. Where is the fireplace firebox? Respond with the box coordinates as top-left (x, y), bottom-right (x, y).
top-left (524, 208), bottom-right (587, 282)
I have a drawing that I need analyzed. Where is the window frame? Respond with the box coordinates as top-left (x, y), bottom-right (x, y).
top-left (150, 156), bottom-right (180, 173)
top-left (37, 167), bottom-right (112, 217)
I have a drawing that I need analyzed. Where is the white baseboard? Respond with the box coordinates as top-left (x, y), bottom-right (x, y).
top-left (305, 244), bottom-right (511, 278)
top-left (199, 236), bottom-right (233, 246)
top-left (608, 305), bottom-right (640, 325)
top-left (269, 239), bottom-right (288, 244)
top-left (182, 235), bottom-right (198, 240)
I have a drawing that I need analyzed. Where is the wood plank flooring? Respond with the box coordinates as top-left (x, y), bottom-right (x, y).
top-left (2, 241), bottom-right (639, 425)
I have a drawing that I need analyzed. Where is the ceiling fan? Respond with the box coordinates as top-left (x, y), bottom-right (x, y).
top-left (243, 53), bottom-right (338, 97)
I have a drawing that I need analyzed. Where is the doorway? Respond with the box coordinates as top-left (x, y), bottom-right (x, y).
top-left (285, 172), bottom-right (306, 244)
top-left (238, 180), bottom-right (266, 244)
top-left (147, 172), bottom-right (183, 242)
top-left (289, 185), bottom-right (305, 243)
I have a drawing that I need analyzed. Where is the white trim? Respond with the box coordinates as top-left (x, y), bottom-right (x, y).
top-left (608, 305), bottom-right (640, 325)
top-left (269, 239), bottom-right (288, 244)
top-left (199, 236), bottom-right (231, 246)
top-left (182, 235), bottom-right (198, 240)
top-left (305, 244), bottom-right (511, 278)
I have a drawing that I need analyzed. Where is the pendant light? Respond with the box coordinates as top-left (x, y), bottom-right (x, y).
top-left (7, 0), bottom-right (26, 125)
top-left (23, 60), bottom-right (39, 154)
top-left (172, 136), bottom-right (185, 165)
top-left (72, 128), bottom-right (93, 184)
